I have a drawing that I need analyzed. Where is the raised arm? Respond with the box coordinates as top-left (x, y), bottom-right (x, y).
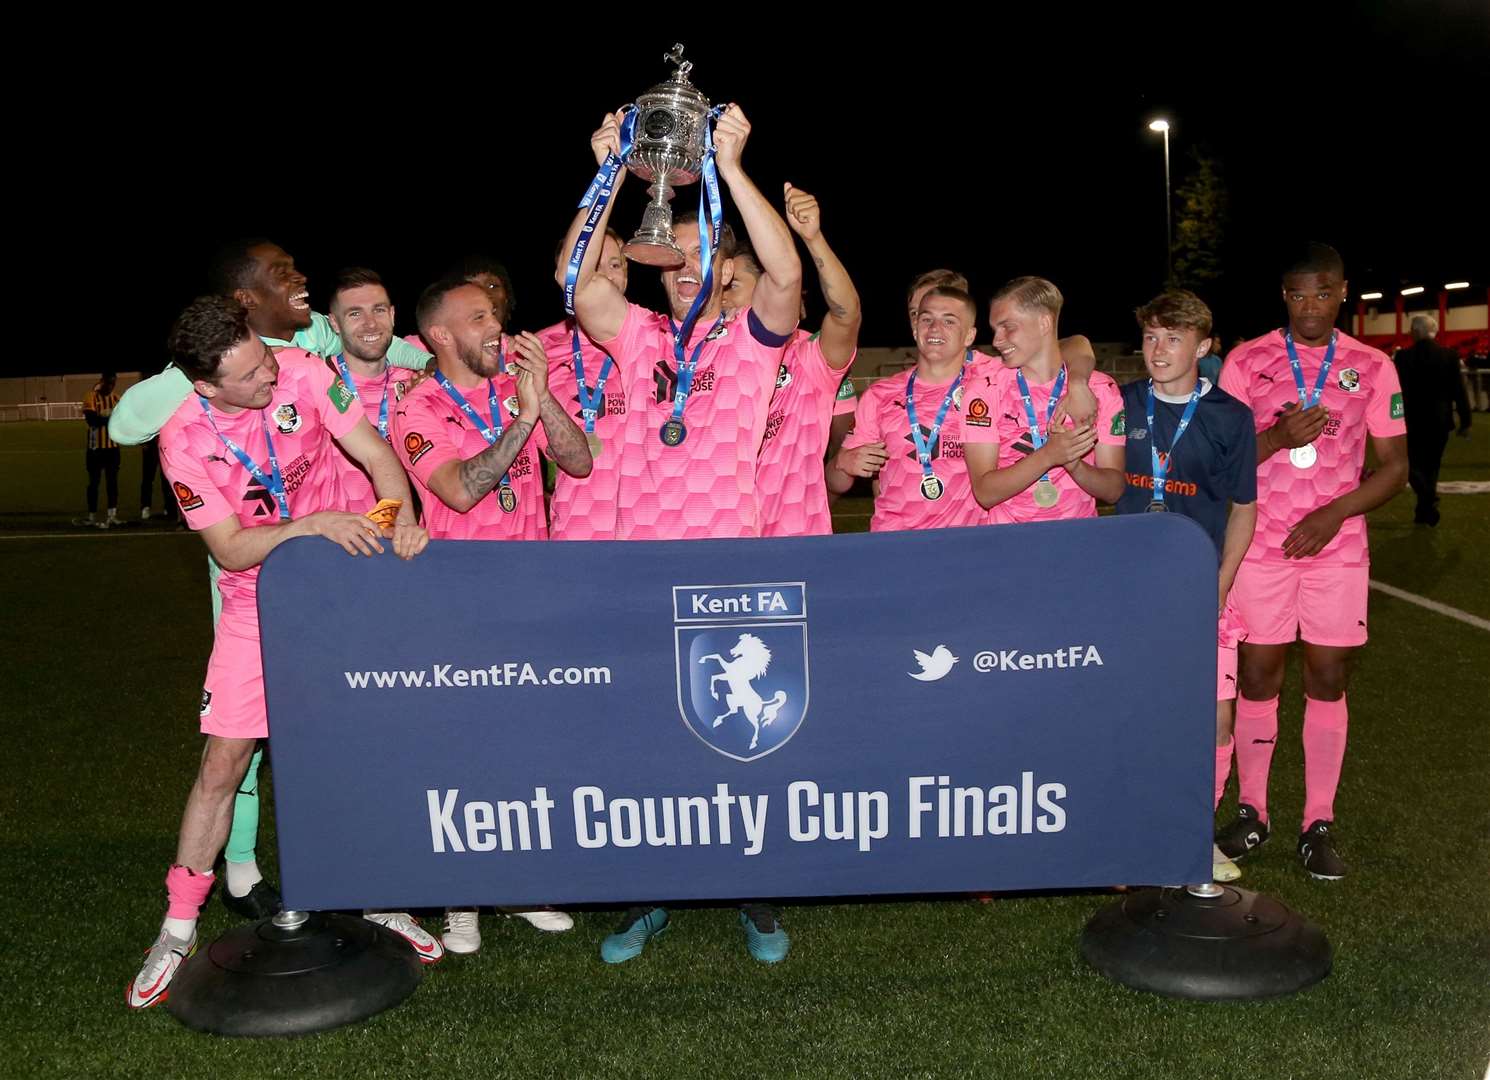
top-left (555, 111), bottom-right (631, 345)
top-left (784, 183), bottom-right (860, 370)
top-left (713, 106), bottom-right (801, 338)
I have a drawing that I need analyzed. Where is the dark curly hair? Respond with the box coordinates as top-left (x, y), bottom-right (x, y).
top-left (168, 296), bottom-right (253, 383)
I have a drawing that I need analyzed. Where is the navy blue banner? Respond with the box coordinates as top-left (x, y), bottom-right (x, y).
top-left (258, 515), bottom-right (1216, 911)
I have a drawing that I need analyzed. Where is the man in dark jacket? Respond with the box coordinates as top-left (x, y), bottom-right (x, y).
top-left (1394, 315), bottom-right (1472, 525)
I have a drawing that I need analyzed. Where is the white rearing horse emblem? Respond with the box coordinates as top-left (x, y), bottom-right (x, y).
top-left (699, 633), bottom-right (789, 750)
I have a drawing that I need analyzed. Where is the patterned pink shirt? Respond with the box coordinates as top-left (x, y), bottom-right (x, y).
top-left (1220, 329), bottom-right (1404, 565)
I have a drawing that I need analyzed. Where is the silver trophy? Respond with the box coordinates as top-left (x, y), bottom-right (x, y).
top-left (622, 44), bottom-right (713, 269)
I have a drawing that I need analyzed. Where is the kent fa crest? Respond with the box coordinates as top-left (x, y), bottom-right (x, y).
top-left (673, 583), bottom-right (809, 762)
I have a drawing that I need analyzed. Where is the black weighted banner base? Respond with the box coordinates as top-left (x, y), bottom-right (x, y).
top-left (166, 911), bottom-right (422, 1036)
top-left (1080, 884), bottom-right (1332, 1001)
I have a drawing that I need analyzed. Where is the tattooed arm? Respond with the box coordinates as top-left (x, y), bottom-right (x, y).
top-left (538, 394), bottom-right (593, 478)
top-left (427, 420), bottom-right (536, 513)
top-left (785, 183), bottom-right (861, 370)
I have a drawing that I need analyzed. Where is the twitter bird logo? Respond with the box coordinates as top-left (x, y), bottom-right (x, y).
top-left (909, 645), bottom-right (959, 682)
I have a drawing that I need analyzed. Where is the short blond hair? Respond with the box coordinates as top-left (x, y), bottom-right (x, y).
top-left (991, 276), bottom-right (1063, 319)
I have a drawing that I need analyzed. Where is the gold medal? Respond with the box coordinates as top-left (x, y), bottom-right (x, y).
top-left (1033, 479), bottom-right (1060, 508)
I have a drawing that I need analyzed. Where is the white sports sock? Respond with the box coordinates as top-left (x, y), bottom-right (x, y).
top-left (225, 858), bottom-right (262, 898)
top-left (163, 915), bottom-right (197, 941)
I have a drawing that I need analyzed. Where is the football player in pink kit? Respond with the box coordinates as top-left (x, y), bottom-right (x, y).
top-left (905, 269), bottom-right (1102, 425)
top-left (907, 269), bottom-right (966, 332)
top-left (392, 279), bottom-right (592, 544)
top-left (727, 248), bottom-right (859, 473)
top-left (325, 268), bottom-right (421, 510)
top-left (964, 277), bottom-right (1126, 520)
top-left (539, 228), bottom-right (632, 540)
top-left (1216, 244), bottom-right (1407, 880)
top-left (128, 297), bottom-right (432, 1009)
top-left (392, 278), bottom-right (591, 952)
top-left (560, 106), bottom-right (802, 543)
top-left (724, 184), bottom-right (862, 536)
top-left (109, 241), bottom-right (433, 925)
top-left (560, 106), bottom-right (802, 963)
top-left (831, 287), bottom-right (986, 531)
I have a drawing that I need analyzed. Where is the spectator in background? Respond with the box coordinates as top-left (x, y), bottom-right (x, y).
top-left (446, 254), bottom-right (516, 327)
top-left (1394, 314), bottom-right (1473, 526)
top-left (76, 372), bottom-right (121, 529)
top-left (139, 438), bottom-right (177, 522)
top-left (1468, 336), bottom-right (1489, 370)
top-left (1198, 334), bottom-right (1225, 385)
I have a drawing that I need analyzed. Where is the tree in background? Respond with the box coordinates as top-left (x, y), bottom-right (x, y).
top-left (1172, 147), bottom-right (1229, 292)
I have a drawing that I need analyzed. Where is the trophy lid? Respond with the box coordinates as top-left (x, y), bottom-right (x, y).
top-left (640, 43), bottom-right (709, 104)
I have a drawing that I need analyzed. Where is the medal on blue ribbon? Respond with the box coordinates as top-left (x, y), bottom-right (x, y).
top-left (1015, 367), bottom-right (1068, 509)
top-left (570, 330), bottom-right (613, 461)
top-left (657, 106), bottom-right (726, 447)
top-left (197, 398), bottom-right (290, 521)
top-left (434, 371), bottom-right (517, 513)
top-left (906, 369), bottom-right (964, 501)
top-left (1145, 380), bottom-right (1201, 510)
top-left (1283, 329), bottom-right (1337, 469)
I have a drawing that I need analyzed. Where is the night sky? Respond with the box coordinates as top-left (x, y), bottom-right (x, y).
top-left (71, 5), bottom-right (1488, 377)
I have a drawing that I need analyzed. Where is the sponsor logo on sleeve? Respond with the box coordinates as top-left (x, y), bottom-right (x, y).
top-left (173, 481), bottom-right (204, 512)
top-left (328, 380), bottom-right (357, 413)
top-left (1390, 392), bottom-right (1404, 420)
top-left (404, 432), bottom-right (434, 465)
